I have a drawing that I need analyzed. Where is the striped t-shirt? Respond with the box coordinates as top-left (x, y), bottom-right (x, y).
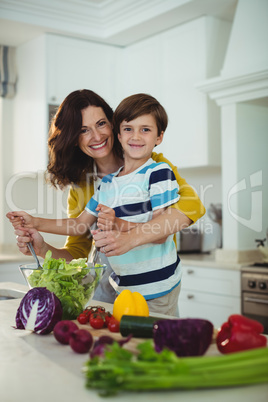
top-left (85, 158), bottom-right (182, 300)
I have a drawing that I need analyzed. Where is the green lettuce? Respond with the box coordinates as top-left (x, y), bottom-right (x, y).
top-left (28, 250), bottom-right (102, 319)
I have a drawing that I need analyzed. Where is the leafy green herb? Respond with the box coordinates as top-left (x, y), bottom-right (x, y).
top-left (83, 341), bottom-right (268, 396)
top-left (28, 250), bottom-right (102, 319)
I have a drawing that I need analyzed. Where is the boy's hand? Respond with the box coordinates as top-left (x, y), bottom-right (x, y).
top-left (6, 211), bottom-right (36, 229)
top-left (96, 204), bottom-right (116, 231)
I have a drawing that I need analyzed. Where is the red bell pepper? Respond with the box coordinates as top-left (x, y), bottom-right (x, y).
top-left (216, 314), bottom-right (267, 354)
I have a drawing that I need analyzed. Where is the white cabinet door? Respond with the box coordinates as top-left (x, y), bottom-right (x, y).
top-left (181, 265), bottom-right (241, 297)
top-left (47, 34), bottom-right (122, 108)
top-left (179, 290), bottom-right (241, 328)
top-left (179, 265), bottom-right (241, 328)
top-left (121, 36), bottom-right (162, 100)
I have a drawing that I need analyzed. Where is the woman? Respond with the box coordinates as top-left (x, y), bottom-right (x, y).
top-left (12, 89), bottom-right (205, 302)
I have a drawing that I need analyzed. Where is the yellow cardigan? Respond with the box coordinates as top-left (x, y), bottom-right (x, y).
top-left (63, 152), bottom-right (206, 258)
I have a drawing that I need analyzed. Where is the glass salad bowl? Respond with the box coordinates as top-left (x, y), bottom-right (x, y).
top-left (19, 252), bottom-right (107, 320)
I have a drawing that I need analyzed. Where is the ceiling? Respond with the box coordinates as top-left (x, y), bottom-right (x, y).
top-left (0, 0), bottom-right (238, 47)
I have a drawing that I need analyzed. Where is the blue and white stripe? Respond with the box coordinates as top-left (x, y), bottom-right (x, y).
top-left (85, 158), bottom-right (181, 299)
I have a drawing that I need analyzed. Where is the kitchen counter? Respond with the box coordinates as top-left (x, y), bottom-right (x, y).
top-left (0, 283), bottom-right (267, 402)
top-left (180, 252), bottom-right (256, 271)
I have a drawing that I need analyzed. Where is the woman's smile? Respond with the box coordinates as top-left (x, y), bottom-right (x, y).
top-left (90, 139), bottom-right (108, 150)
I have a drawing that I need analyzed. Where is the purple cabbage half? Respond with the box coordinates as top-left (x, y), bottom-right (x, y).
top-left (153, 318), bottom-right (213, 357)
top-left (16, 287), bottom-right (63, 335)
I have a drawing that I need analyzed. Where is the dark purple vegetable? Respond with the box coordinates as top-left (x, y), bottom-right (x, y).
top-left (153, 318), bottom-right (213, 357)
top-left (15, 287), bottom-right (62, 335)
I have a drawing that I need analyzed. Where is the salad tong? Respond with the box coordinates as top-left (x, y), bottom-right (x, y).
top-left (27, 242), bottom-right (42, 269)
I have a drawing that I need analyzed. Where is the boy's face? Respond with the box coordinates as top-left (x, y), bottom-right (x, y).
top-left (118, 114), bottom-right (163, 162)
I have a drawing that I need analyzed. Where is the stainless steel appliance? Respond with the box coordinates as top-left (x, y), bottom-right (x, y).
top-left (241, 264), bottom-right (268, 334)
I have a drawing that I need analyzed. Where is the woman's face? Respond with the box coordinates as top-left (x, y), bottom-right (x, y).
top-left (78, 106), bottom-right (114, 160)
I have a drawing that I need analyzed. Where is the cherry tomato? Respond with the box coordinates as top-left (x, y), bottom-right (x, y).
top-left (108, 317), bottom-right (120, 333)
top-left (83, 306), bottom-right (106, 317)
top-left (104, 312), bottom-right (112, 327)
top-left (77, 313), bottom-right (88, 325)
top-left (89, 313), bottom-right (105, 329)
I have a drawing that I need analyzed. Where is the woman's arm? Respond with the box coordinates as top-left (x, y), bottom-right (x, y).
top-left (9, 183), bottom-right (95, 260)
top-left (151, 152), bottom-right (206, 223)
top-left (93, 154), bottom-right (205, 256)
top-left (92, 207), bottom-right (191, 256)
top-left (14, 227), bottom-right (75, 260)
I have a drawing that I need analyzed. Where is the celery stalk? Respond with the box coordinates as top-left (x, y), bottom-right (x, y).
top-left (84, 342), bottom-right (268, 396)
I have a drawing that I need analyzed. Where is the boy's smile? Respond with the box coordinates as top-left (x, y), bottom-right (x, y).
top-left (118, 114), bottom-right (163, 172)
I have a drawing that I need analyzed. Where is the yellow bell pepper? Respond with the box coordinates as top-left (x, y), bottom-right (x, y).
top-left (113, 289), bottom-right (149, 322)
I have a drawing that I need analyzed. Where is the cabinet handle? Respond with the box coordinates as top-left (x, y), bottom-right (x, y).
top-left (245, 296), bottom-right (268, 305)
top-left (187, 269), bottom-right (194, 274)
top-left (187, 294), bottom-right (194, 299)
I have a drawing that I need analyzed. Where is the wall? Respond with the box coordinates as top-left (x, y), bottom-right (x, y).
top-left (236, 101), bottom-right (268, 249)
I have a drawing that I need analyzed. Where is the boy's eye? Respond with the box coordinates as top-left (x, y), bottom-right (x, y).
top-left (123, 127), bottom-right (132, 131)
top-left (142, 128), bottom-right (150, 132)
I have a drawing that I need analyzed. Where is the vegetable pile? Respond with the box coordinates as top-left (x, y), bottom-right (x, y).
top-left (27, 250), bottom-right (103, 319)
top-left (16, 287), bottom-right (62, 334)
top-left (84, 341), bottom-right (268, 396)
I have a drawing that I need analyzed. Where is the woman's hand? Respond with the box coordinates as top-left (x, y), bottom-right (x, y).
top-left (14, 227), bottom-right (47, 257)
top-left (6, 211), bottom-right (36, 229)
top-left (91, 229), bottom-right (135, 256)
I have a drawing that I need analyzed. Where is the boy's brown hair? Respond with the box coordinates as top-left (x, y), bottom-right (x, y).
top-left (113, 93), bottom-right (168, 136)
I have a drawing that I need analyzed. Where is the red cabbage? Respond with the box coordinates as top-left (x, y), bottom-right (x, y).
top-left (15, 287), bottom-right (62, 335)
top-left (153, 318), bottom-right (213, 357)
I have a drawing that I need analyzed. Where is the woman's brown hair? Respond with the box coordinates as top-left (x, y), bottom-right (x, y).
top-left (46, 89), bottom-right (123, 188)
top-left (113, 93), bottom-right (168, 136)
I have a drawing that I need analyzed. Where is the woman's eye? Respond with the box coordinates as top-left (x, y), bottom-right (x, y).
top-left (80, 128), bottom-right (89, 134)
top-left (99, 120), bottom-right (107, 127)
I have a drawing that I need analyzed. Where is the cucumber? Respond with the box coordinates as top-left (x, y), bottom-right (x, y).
top-left (120, 315), bottom-right (165, 338)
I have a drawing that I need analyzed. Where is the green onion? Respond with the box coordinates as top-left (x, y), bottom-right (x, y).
top-left (83, 341), bottom-right (268, 396)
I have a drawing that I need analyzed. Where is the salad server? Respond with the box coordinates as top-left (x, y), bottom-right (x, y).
top-left (27, 242), bottom-right (42, 269)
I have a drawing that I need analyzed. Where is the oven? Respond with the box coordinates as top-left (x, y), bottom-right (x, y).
top-left (241, 265), bottom-right (268, 334)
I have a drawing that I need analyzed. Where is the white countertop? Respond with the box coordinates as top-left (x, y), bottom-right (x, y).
top-left (0, 283), bottom-right (267, 402)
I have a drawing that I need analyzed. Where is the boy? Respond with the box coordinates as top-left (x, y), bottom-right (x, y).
top-left (7, 94), bottom-right (182, 315)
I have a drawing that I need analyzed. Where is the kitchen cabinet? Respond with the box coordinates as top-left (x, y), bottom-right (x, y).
top-left (122, 17), bottom-right (231, 168)
top-left (47, 34), bottom-right (122, 108)
top-left (179, 265), bottom-right (241, 328)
